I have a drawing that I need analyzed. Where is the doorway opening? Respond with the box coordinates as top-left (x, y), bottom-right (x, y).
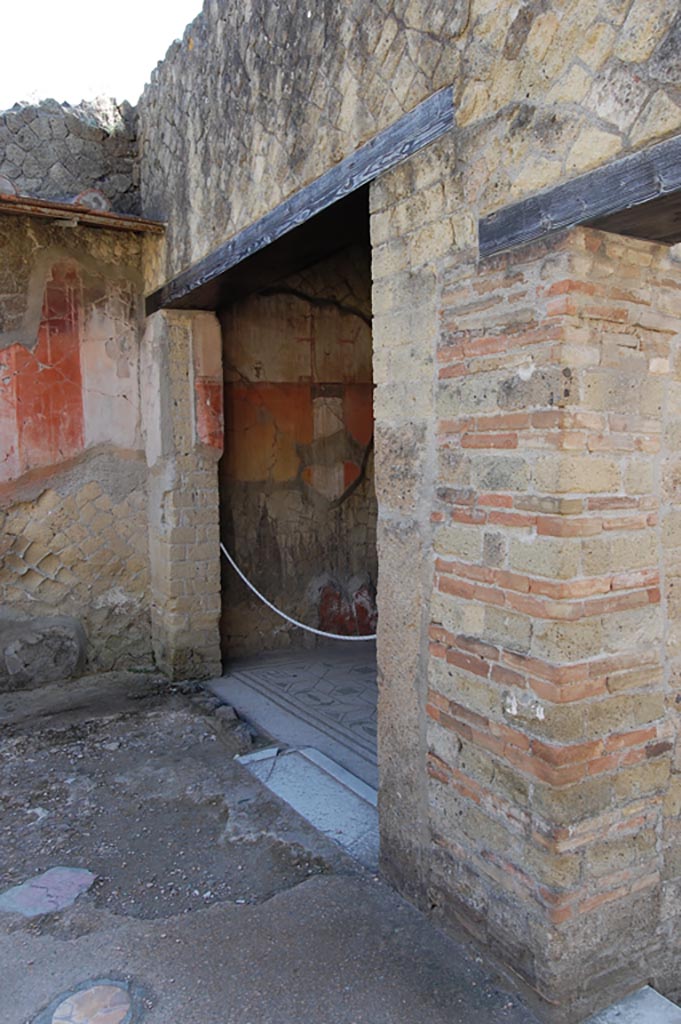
top-left (212, 188), bottom-right (378, 790)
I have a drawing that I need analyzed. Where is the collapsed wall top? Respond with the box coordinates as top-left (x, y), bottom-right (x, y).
top-left (0, 97), bottom-right (139, 215)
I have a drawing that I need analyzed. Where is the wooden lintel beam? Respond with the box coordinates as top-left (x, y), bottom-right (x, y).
top-left (0, 193), bottom-right (164, 234)
top-left (146, 86), bottom-right (454, 315)
top-left (479, 132), bottom-right (681, 258)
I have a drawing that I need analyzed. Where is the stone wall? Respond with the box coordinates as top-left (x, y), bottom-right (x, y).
top-left (137, 0), bottom-right (468, 289)
top-left (371, 144), bottom-right (681, 1015)
top-left (428, 227), bottom-right (679, 1016)
top-left (0, 99), bottom-right (138, 213)
top-left (0, 216), bottom-right (151, 675)
top-left (219, 243), bottom-right (376, 656)
top-left (141, 310), bottom-right (223, 680)
top-left (138, 0), bottom-right (681, 293)
top-left (359, 5), bottom-right (681, 1017)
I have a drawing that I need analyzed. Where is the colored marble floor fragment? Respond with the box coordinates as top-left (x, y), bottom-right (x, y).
top-left (51, 984), bottom-right (130, 1024)
top-left (0, 867), bottom-right (96, 917)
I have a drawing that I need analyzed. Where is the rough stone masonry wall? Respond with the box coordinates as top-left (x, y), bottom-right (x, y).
top-left (363, 4), bottom-right (681, 1019)
top-left (219, 243), bottom-right (376, 656)
top-left (137, 0), bottom-right (469, 288)
top-left (427, 228), bottom-right (679, 1018)
top-left (136, 0), bottom-right (681, 1016)
top-left (0, 99), bottom-right (138, 213)
top-left (0, 217), bottom-right (151, 676)
top-left (139, 0), bottom-right (681, 293)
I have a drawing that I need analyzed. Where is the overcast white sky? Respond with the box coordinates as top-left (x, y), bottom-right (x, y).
top-left (0, 0), bottom-right (204, 110)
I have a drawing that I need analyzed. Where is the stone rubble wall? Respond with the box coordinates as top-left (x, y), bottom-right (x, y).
top-left (0, 456), bottom-right (151, 676)
top-left (138, 0), bottom-right (681, 293)
top-left (137, 0), bottom-right (469, 290)
top-left (0, 98), bottom-right (139, 213)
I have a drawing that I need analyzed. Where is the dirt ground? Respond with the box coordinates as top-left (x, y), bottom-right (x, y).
top-left (0, 671), bottom-right (539, 1024)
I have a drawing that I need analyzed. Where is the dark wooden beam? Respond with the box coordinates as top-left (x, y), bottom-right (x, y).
top-left (146, 86), bottom-right (454, 315)
top-left (479, 133), bottom-right (681, 258)
top-left (169, 187), bottom-right (370, 311)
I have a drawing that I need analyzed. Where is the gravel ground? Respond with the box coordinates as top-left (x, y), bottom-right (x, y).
top-left (0, 671), bottom-right (540, 1024)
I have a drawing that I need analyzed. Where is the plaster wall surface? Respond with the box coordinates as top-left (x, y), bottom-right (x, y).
top-left (219, 243), bottom-right (376, 656)
top-left (0, 217), bottom-right (151, 672)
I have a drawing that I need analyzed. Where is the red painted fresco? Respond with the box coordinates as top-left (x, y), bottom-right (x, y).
top-left (318, 580), bottom-right (377, 636)
top-left (0, 263), bottom-right (83, 483)
top-left (224, 376), bottom-right (377, 634)
top-left (224, 383), bottom-right (314, 482)
top-left (194, 378), bottom-right (224, 451)
top-left (343, 384), bottom-right (374, 446)
top-left (343, 460), bottom-right (361, 488)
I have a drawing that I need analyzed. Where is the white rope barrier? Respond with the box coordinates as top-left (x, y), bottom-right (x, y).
top-left (220, 542), bottom-right (377, 642)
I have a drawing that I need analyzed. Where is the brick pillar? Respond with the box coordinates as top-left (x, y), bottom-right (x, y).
top-left (424, 226), bottom-right (679, 1019)
top-left (141, 309), bottom-right (223, 679)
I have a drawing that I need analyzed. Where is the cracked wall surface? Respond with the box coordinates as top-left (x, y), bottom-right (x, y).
top-left (219, 243), bottom-right (376, 655)
top-left (0, 98), bottom-right (138, 213)
top-left (4, 0), bottom-right (681, 1017)
top-left (139, 0), bottom-right (681, 293)
top-left (0, 217), bottom-right (151, 671)
top-left (137, 0), bottom-right (470, 290)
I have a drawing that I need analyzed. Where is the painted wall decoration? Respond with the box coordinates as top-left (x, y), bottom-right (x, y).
top-left (219, 243), bottom-right (377, 651)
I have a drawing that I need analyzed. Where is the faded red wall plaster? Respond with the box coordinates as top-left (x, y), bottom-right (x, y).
top-left (195, 378), bottom-right (224, 450)
top-left (0, 263), bottom-right (83, 483)
top-left (192, 315), bottom-right (224, 452)
top-left (224, 379), bottom-right (375, 637)
top-left (225, 381), bottom-right (373, 496)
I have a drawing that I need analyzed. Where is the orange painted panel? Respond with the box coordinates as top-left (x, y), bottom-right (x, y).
top-left (224, 383), bottom-right (314, 483)
top-left (7, 264), bottom-right (84, 479)
top-left (343, 384), bottom-right (374, 446)
top-left (195, 377), bottom-right (224, 451)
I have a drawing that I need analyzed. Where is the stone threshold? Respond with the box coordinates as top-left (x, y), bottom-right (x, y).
top-left (237, 746), bottom-right (379, 871)
top-left (585, 986), bottom-right (681, 1023)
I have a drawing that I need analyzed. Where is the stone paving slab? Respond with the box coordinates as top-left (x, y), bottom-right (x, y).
top-left (238, 746), bottom-right (379, 870)
top-left (0, 867), bottom-right (96, 918)
top-left (585, 986), bottom-right (681, 1023)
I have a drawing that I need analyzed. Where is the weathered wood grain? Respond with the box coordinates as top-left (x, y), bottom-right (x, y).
top-left (479, 133), bottom-right (681, 258)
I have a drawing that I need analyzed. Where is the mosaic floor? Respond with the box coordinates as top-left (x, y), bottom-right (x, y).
top-left (211, 644), bottom-right (378, 786)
